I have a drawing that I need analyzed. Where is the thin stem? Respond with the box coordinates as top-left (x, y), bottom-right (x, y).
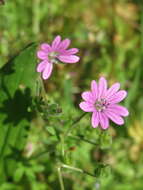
top-left (140, 1), bottom-right (143, 54)
top-left (32, 0), bottom-right (40, 35)
top-left (60, 135), bottom-right (65, 161)
top-left (61, 164), bottom-right (96, 178)
top-left (64, 112), bottom-right (87, 137)
top-left (68, 134), bottom-right (98, 146)
top-left (62, 164), bottom-right (83, 173)
top-left (57, 167), bottom-right (65, 190)
top-left (28, 150), bottom-right (53, 160)
top-left (28, 143), bottom-right (59, 160)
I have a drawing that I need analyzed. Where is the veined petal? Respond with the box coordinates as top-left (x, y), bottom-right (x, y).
top-left (107, 104), bottom-right (129, 117)
top-left (105, 111), bottom-right (124, 125)
top-left (91, 80), bottom-right (98, 100)
top-left (36, 60), bottom-right (47, 72)
top-left (98, 77), bottom-right (107, 98)
top-left (40, 43), bottom-right (51, 52)
top-left (61, 48), bottom-right (79, 55)
top-left (81, 91), bottom-right (95, 103)
top-left (108, 90), bottom-right (127, 104)
top-left (79, 102), bottom-right (95, 112)
top-left (42, 62), bottom-right (53, 80)
top-left (106, 83), bottom-right (120, 98)
top-left (91, 111), bottom-right (99, 128)
top-left (99, 112), bottom-right (109, 129)
top-left (52, 35), bottom-right (61, 50)
top-left (58, 55), bottom-right (80, 63)
top-left (37, 50), bottom-right (47, 60)
top-left (58, 39), bottom-right (71, 51)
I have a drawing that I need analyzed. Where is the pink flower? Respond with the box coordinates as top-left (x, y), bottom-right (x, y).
top-left (37, 35), bottom-right (80, 80)
top-left (79, 77), bottom-right (129, 129)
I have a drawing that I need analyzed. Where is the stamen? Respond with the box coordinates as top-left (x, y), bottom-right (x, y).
top-left (94, 98), bottom-right (108, 112)
top-left (48, 51), bottom-right (59, 63)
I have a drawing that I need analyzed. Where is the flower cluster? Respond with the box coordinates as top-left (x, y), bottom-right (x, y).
top-left (37, 35), bottom-right (129, 129)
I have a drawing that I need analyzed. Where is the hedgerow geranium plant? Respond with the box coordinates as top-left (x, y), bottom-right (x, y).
top-left (0, 35), bottom-right (129, 190)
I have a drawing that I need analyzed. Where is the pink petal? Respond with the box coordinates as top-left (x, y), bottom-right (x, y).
top-left (37, 51), bottom-right (47, 60)
top-left (42, 62), bottom-right (53, 80)
top-left (91, 111), bottom-right (99, 128)
top-left (52, 35), bottom-right (61, 50)
top-left (91, 80), bottom-right (98, 100)
top-left (108, 90), bottom-right (127, 104)
top-left (98, 77), bottom-right (107, 98)
top-left (106, 83), bottom-right (120, 98)
top-left (81, 91), bottom-right (95, 103)
top-left (61, 48), bottom-right (79, 55)
top-left (58, 39), bottom-right (71, 51)
top-left (99, 112), bottom-right (109, 129)
top-left (58, 55), bottom-right (80, 63)
top-left (40, 43), bottom-right (51, 52)
top-left (79, 102), bottom-right (95, 112)
top-left (105, 111), bottom-right (124, 125)
top-left (37, 60), bottom-right (47, 72)
top-left (107, 104), bottom-right (129, 117)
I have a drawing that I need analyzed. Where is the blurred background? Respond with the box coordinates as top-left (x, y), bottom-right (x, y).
top-left (0, 0), bottom-right (143, 190)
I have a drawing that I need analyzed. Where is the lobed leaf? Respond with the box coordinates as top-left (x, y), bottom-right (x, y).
top-left (0, 43), bottom-right (39, 182)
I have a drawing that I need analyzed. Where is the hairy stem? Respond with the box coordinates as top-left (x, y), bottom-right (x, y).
top-left (64, 112), bottom-right (87, 137)
top-left (68, 134), bottom-right (98, 146)
top-left (61, 164), bottom-right (96, 178)
top-left (57, 167), bottom-right (65, 190)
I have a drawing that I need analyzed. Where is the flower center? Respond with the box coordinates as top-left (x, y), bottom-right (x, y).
top-left (48, 51), bottom-right (59, 63)
top-left (94, 98), bottom-right (108, 112)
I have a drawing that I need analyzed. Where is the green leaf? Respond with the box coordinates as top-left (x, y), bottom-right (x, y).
top-left (100, 165), bottom-right (111, 178)
top-left (46, 126), bottom-right (56, 136)
top-left (94, 163), bottom-right (109, 178)
top-left (0, 43), bottom-right (40, 182)
top-left (100, 132), bottom-right (112, 149)
top-left (13, 167), bottom-right (24, 182)
top-left (25, 168), bottom-right (36, 181)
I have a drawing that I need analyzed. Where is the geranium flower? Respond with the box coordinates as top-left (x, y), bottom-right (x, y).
top-left (79, 77), bottom-right (129, 129)
top-left (37, 35), bottom-right (80, 80)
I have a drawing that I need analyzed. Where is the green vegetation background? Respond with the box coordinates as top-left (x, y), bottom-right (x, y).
top-left (0, 0), bottom-right (143, 190)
